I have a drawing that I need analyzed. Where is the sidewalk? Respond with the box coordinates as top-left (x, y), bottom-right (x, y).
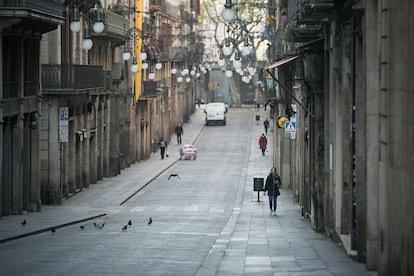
top-left (197, 108), bottom-right (372, 275)
top-left (0, 108), bottom-right (207, 243)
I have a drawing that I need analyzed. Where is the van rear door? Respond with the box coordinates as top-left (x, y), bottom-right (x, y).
top-left (205, 107), bottom-right (226, 126)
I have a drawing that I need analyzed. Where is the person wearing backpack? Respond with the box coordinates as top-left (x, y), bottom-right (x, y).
top-left (264, 167), bottom-right (281, 216)
top-left (158, 137), bottom-right (168, 159)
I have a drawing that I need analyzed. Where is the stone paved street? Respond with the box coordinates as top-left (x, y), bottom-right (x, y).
top-left (0, 107), bottom-right (376, 275)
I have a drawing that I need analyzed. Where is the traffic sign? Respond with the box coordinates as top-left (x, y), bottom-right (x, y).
top-left (284, 121), bottom-right (296, 133)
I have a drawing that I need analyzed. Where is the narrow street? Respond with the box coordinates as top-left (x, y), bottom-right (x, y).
top-left (0, 107), bottom-right (373, 275)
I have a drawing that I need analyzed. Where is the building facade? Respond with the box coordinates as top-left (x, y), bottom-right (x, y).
top-left (1, 0), bottom-right (65, 214)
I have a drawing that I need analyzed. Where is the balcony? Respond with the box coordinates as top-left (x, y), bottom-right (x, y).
top-left (288, 0), bottom-right (334, 43)
top-left (294, 24), bottom-right (323, 43)
top-left (90, 9), bottom-right (129, 46)
top-left (0, 0), bottom-right (63, 15)
top-left (142, 81), bottom-right (160, 97)
top-left (0, 0), bottom-right (64, 33)
top-left (41, 64), bottom-right (104, 92)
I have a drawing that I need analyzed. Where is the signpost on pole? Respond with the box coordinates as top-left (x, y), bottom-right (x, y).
top-left (253, 177), bottom-right (264, 202)
top-left (59, 107), bottom-right (69, 143)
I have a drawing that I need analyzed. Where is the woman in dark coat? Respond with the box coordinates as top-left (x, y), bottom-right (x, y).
top-left (264, 167), bottom-right (281, 215)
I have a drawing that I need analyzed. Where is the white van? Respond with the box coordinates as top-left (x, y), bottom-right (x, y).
top-left (206, 102), bottom-right (228, 113)
top-left (204, 103), bottom-right (227, 125)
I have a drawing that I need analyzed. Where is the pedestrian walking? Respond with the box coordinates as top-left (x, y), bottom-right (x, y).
top-left (259, 133), bottom-right (267, 156)
top-left (175, 123), bottom-right (184, 144)
top-left (263, 118), bottom-right (270, 135)
top-left (264, 167), bottom-right (281, 216)
top-left (158, 137), bottom-right (168, 159)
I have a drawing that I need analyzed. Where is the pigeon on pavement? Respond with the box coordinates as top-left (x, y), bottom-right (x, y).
top-left (21, 219), bottom-right (26, 226)
top-left (147, 217), bottom-right (153, 225)
top-left (80, 225), bottom-right (85, 230)
top-left (168, 174), bottom-right (181, 180)
top-left (95, 223), bottom-right (105, 229)
top-left (128, 219), bottom-right (132, 227)
top-left (122, 225), bottom-right (128, 231)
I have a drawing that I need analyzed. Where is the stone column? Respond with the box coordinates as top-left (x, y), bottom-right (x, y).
top-left (68, 105), bottom-right (76, 193)
top-left (48, 103), bottom-right (60, 204)
top-left (0, 35), bottom-right (4, 217)
top-left (82, 109), bottom-right (90, 188)
top-left (103, 96), bottom-right (110, 177)
top-left (12, 115), bottom-right (23, 213)
top-left (89, 100), bottom-right (98, 184)
top-left (96, 98), bottom-right (104, 180)
top-left (12, 41), bottom-right (24, 213)
top-left (75, 108), bottom-right (82, 190)
top-left (30, 103), bottom-right (41, 211)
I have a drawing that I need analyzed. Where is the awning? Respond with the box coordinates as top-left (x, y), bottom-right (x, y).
top-left (265, 61), bottom-right (315, 118)
top-left (265, 55), bottom-right (300, 70)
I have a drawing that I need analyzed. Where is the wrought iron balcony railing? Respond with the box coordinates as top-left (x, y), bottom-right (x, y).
top-left (142, 80), bottom-right (160, 97)
top-left (90, 8), bottom-right (129, 43)
top-left (41, 64), bottom-right (104, 91)
top-left (0, 0), bottom-right (63, 17)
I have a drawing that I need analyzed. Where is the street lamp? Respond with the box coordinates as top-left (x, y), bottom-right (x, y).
top-left (221, 0), bottom-right (235, 23)
top-left (69, 0), bottom-right (105, 50)
top-left (122, 41), bottom-right (131, 61)
top-left (155, 55), bottom-right (163, 70)
top-left (81, 27), bottom-right (93, 50)
top-left (233, 51), bottom-right (242, 69)
top-left (171, 63), bottom-right (177, 75)
top-left (120, 4), bottom-right (162, 76)
top-left (225, 62), bottom-right (233, 78)
top-left (241, 36), bottom-right (251, 56)
top-left (219, 0), bottom-right (266, 75)
top-left (139, 46), bottom-right (148, 61)
top-left (221, 0), bottom-right (267, 22)
top-left (222, 38), bottom-right (232, 56)
top-left (142, 61), bottom-right (149, 70)
top-left (93, 7), bottom-right (104, 33)
top-left (131, 57), bottom-right (139, 73)
top-left (148, 66), bottom-right (155, 80)
top-left (218, 52), bottom-right (225, 67)
top-left (70, 6), bottom-right (81, 32)
top-left (248, 62), bottom-right (256, 75)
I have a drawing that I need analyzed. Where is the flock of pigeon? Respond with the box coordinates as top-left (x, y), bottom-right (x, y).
top-left (20, 217), bottom-right (153, 234)
top-left (18, 172), bottom-right (178, 234)
top-left (23, 219), bottom-right (56, 234)
top-left (82, 218), bottom-right (153, 232)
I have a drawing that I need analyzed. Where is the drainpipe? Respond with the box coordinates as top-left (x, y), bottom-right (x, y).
top-left (350, 15), bottom-right (357, 253)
